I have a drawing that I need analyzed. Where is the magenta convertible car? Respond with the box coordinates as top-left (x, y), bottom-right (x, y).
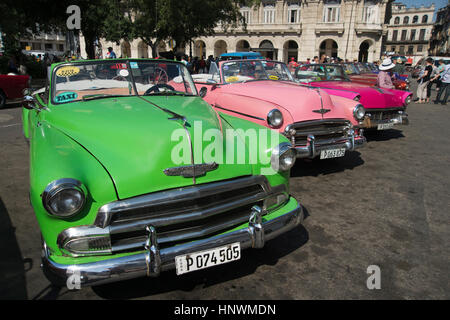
top-left (293, 64), bottom-right (412, 131)
top-left (193, 60), bottom-right (366, 160)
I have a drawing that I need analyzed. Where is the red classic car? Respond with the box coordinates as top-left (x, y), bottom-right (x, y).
top-left (0, 74), bottom-right (31, 108)
top-left (343, 63), bottom-right (410, 91)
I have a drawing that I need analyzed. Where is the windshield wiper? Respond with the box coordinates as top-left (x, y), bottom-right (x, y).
top-left (82, 94), bottom-right (128, 101)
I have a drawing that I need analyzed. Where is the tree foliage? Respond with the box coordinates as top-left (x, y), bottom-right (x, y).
top-left (1, 0), bottom-right (260, 58)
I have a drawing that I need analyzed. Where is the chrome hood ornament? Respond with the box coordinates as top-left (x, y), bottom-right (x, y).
top-left (164, 163), bottom-right (219, 178)
top-left (312, 108), bottom-right (331, 115)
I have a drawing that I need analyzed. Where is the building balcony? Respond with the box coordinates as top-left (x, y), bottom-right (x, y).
top-left (355, 23), bottom-right (384, 35)
top-left (314, 22), bottom-right (345, 35)
top-left (213, 23), bottom-right (302, 35)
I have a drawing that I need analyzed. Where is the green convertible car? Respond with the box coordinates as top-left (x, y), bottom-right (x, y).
top-left (22, 59), bottom-right (303, 288)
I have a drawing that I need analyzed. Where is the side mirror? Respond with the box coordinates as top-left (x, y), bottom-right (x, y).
top-left (22, 88), bottom-right (32, 96)
top-left (199, 87), bottom-right (208, 98)
top-left (23, 95), bottom-right (39, 111)
top-left (206, 79), bottom-right (217, 85)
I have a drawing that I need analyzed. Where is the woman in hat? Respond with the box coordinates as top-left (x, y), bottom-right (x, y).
top-left (376, 58), bottom-right (395, 89)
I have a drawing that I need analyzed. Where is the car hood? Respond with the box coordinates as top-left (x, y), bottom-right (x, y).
top-left (309, 81), bottom-right (407, 109)
top-left (45, 96), bottom-right (253, 200)
top-left (221, 80), bottom-right (343, 122)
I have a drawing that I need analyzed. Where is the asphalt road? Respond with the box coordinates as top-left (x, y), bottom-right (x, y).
top-left (0, 85), bottom-right (449, 300)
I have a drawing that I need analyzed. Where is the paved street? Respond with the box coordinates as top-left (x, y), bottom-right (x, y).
top-left (0, 87), bottom-right (449, 300)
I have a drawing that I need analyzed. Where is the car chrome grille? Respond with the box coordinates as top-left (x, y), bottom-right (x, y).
top-left (95, 176), bottom-right (278, 253)
top-left (367, 110), bottom-right (402, 122)
top-left (288, 119), bottom-right (351, 146)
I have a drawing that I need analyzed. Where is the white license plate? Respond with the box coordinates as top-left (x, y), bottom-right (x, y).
top-left (175, 243), bottom-right (241, 276)
top-left (320, 148), bottom-right (346, 160)
top-left (377, 123), bottom-right (394, 130)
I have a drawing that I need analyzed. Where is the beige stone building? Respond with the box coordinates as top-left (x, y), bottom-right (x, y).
top-left (81, 0), bottom-right (392, 63)
top-left (384, 2), bottom-right (435, 64)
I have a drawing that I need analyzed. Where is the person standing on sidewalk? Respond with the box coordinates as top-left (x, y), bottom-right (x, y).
top-left (434, 63), bottom-right (450, 105)
top-left (417, 58), bottom-right (433, 103)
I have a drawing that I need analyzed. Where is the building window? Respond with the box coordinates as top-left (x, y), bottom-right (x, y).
top-left (407, 46), bottom-right (414, 54)
top-left (323, 0), bottom-right (341, 23)
top-left (58, 44), bottom-right (64, 52)
top-left (422, 15), bottom-right (428, 23)
top-left (241, 7), bottom-right (251, 24)
top-left (288, 3), bottom-right (300, 23)
top-left (263, 4), bottom-right (276, 24)
top-left (412, 15), bottom-right (418, 23)
top-left (31, 42), bottom-right (42, 50)
top-left (419, 29), bottom-right (426, 40)
top-left (394, 16), bottom-right (400, 24)
top-left (403, 16), bottom-right (409, 24)
top-left (417, 45), bottom-right (423, 52)
top-left (391, 46), bottom-right (396, 52)
top-left (45, 43), bottom-right (53, 51)
top-left (363, 1), bottom-right (378, 23)
top-left (410, 29), bottom-right (416, 41)
top-left (399, 46), bottom-right (405, 54)
top-left (392, 30), bottom-right (398, 41)
top-left (401, 30), bottom-right (407, 41)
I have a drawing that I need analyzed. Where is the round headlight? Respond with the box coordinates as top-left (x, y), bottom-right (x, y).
top-left (267, 109), bottom-right (284, 128)
top-left (353, 104), bottom-right (366, 121)
top-left (271, 142), bottom-right (297, 172)
top-left (405, 96), bottom-right (411, 106)
top-left (43, 179), bottom-right (86, 218)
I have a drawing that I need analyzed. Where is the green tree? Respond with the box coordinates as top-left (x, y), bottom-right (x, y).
top-left (131, 0), bottom-right (259, 58)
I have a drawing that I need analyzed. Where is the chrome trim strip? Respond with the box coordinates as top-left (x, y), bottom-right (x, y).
top-left (214, 104), bottom-right (266, 121)
top-left (42, 203), bottom-right (303, 287)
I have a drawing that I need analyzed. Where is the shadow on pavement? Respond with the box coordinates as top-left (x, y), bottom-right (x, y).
top-left (364, 129), bottom-right (405, 142)
top-left (92, 211), bottom-right (310, 300)
top-left (291, 151), bottom-right (364, 178)
top-left (0, 197), bottom-right (28, 299)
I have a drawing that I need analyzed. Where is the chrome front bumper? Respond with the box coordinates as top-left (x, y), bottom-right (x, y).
top-left (294, 133), bottom-right (366, 159)
top-left (361, 113), bottom-right (409, 129)
top-left (42, 204), bottom-right (303, 288)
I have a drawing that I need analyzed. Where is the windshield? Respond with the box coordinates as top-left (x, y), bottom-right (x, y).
top-left (356, 62), bottom-right (371, 73)
top-left (343, 63), bottom-right (359, 75)
top-left (260, 61), bottom-right (294, 81)
top-left (294, 64), bottom-right (350, 82)
top-left (52, 60), bottom-right (197, 104)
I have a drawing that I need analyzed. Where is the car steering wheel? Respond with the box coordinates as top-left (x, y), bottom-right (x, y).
top-left (144, 84), bottom-right (176, 95)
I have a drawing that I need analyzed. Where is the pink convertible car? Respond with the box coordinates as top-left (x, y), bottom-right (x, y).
top-left (193, 60), bottom-right (366, 160)
top-left (293, 64), bottom-right (412, 131)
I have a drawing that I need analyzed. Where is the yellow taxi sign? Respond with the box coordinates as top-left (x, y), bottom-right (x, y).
top-left (56, 66), bottom-right (80, 78)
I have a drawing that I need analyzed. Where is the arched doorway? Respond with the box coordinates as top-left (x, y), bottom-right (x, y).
top-left (358, 41), bottom-right (370, 62)
top-left (214, 40), bottom-right (228, 57)
top-left (194, 40), bottom-right (206, 58)
top-left (319, 39), bottom-right (338, 58)
top-left (121, 41), bottom-right (131, 58)
top-left (138, 41), bottom-right (149, 58)
top-left (236, 40), bottom-right (250, 52)
top-left (284, 40), bottom-right (299, 63)
top-left (259, 40), bottom-right (276, 60)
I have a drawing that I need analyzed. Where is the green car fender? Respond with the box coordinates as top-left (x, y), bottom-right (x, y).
top-left (29, 122), bottom-right (118, 257)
